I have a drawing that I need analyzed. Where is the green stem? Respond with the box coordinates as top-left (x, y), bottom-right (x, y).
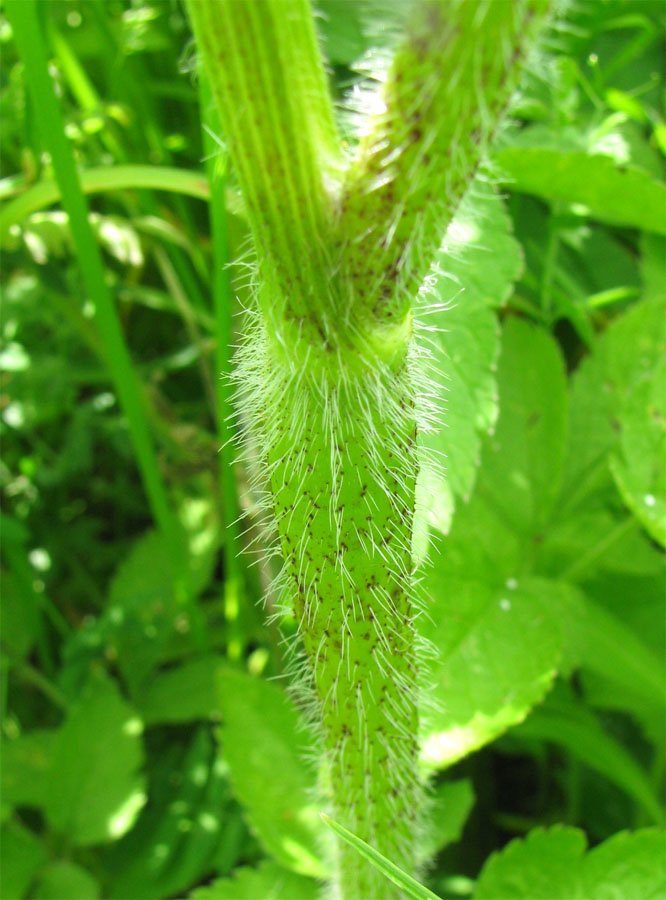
top-left (186, 1), bottom-right (555, 896)
top-left (199, 67), bottom-right (246, 661)
top-left (187, 0), bottom-right (342, 327)
top-left (339, 0), bottom-right (552, 325)
top-left (6, 0), bottom-right (196, 626)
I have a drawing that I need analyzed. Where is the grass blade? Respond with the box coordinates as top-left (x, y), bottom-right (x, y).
top-left (6, 0), bottom-right (184, 576)
top-left (320, 814), bottom-right (443, 900)
top-left (199, 68), bottom-right (246, 660)
top-left (0, 165), bottom-right (212, 244)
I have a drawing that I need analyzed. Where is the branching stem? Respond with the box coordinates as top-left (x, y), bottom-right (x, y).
top-left (186, 2), bottom-right (554, 896)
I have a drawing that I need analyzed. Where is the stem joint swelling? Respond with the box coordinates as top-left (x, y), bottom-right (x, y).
top-left (186, 1), bottom-right (554, 896)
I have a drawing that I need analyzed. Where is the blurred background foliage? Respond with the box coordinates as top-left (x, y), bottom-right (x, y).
top-left (0, 1), bottom-right (664, 899)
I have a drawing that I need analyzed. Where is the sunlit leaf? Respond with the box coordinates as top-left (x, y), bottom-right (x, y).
top-left (33, 861), bottom-right (101, 900)
top-left (496, 147), bottom-right (666, 234)
top-left (0, 820), bottom-right (48, 900)
top-left (419, 317), bottom-right (575, 767)
top-left (189, 860), bottom-right (318, 900)
top-left (216, 667), bottom-right (326, 878)
top-left (416, 181), bottom-right (522, 542)
top-left (474, 827), bottom-right (666, 899)
top-left (44, 671), bottom-right (146, 845)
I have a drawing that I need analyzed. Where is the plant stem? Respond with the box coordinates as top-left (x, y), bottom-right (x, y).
top-left (199, 68), bottom-right (246, 661)
top-left (186, 1), bottom-right (555, 895)
top-left (338, 0), bottom-right (552, 325)
top-left (6, 0), bottom-right (206, 648)
top-left (187, 0), bottom-right (341, 329)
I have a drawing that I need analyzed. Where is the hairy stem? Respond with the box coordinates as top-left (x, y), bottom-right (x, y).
top-left (187, 0), bottom-right (341, 326)
top-left (187, 1), bottom-right (554, 896)
top-left (337, 0), bottom-right (552, 326)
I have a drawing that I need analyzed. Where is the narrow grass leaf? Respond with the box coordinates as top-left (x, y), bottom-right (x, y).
top-left (320, 814), bottom-right (442, 900)
top-left (6, 0), bottom-right (183, 573)
top-left (0, 166), bottom-right (212, 246)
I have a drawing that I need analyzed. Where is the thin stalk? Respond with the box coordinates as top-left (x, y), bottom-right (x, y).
top-left (6, 0), bottom-right (199, 633)
top-left (199, 70), bottom-right (246, 661)
top-left (152, 244), bottom-right (218, 422)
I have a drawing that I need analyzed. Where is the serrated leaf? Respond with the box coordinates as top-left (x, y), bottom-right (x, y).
top-left (419, 316), bottom-right (575, 767)
top-left (189, 860), bottom-right (317, 900)
top-left (44, 671), bottom-right (146, 845)
top-left (496, 147), bottom-right (666, 234)
top-left (563, 295), bottom-right (666, 502)
top-left (477, 317), bottom-right (568, 535)
top-left (216, 667), bottom-right (325, 878)
top-left (0, 820), bottom-right (48, 900)
top-left (416, 182), bottom-right (522, 538)
top-left (474, 827), bottom-right (666, 899)
top-left (580, 829), bottom-right (666, 899)
top-left (420, 574), bottom-right (571, 769)
top-left (33, 861), bottom-right (101, 900)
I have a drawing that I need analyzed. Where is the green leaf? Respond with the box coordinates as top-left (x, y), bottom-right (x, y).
top-left (0, 166), bottom-right (212, 247)
top-left (610, 353), bottom-right (666, 546)
top-left (563, 295), bottom-right (666, 503)
top-left (5, 0), bottom-right (183, 572)
top-left (536, 492), bottom-right (663, 583)
top-left (316, 0), bottom-right (368, 66)
top-left (136, 656), bottom-right (220, 726)
top-left (0, 573), bottom-right (38, 662)
top-left (420, 779), bottom-right (475, 861)
top-left (1, 730), bottom-right (56, 809)
top-left (477, 316), bottom-right (568, 536)
top-left (580, 829), bottom-right (666, 899)
top-left (568, 595), bottom-right (665, 715)
top-left (513, 691), bottom-right (663, 824)
top-left (44, 671), bottom-right (146, 845)
top-left (640, 234), bottom-right (666, 302)
top-left (475, 826), bottom-right (586, 899)
top-left (0, 820), bottom-right (48, 900)
top-left (420, 573), bottom-right (572, 769)
top-left (496, 147), bottom-right (666, 234)
top-left (216, 667), bottom-right (325, 878)
top-left (474, 827), bottom-right (666, 899)
top-left (107, 727), bottom-right (244, 900)
top-left (574, 570), bottom-right (666, 746)
top-left (419, 316), bottom-right (574, 767)
top-left (321, 814), bottom-right (442, 900)
top-left (104, 530), bottom-right (180, 694)
top-left (416, 183), bottom-right (522, 540)
top-left (33, 862), bottom-right (101, 900)
top-left (189, 861), bottom-right (318, 900)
